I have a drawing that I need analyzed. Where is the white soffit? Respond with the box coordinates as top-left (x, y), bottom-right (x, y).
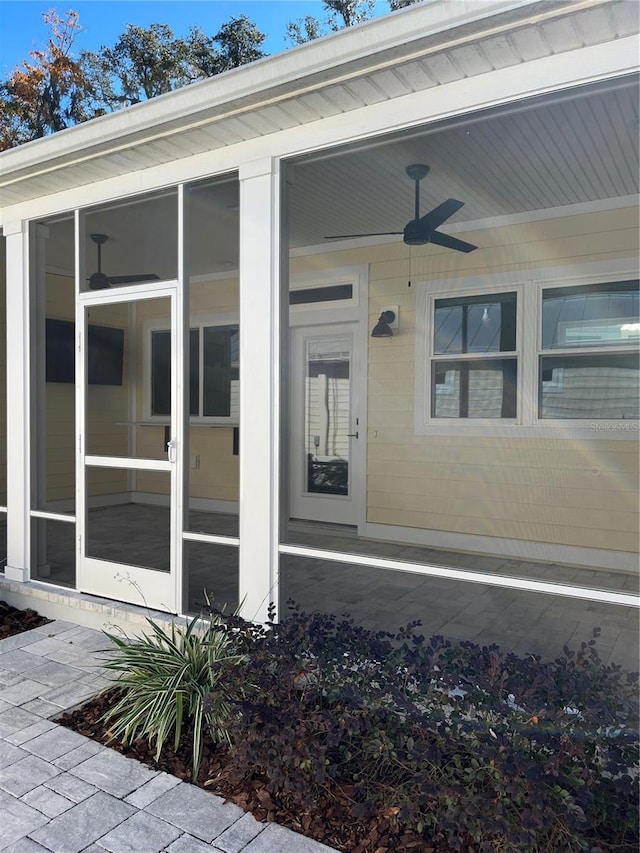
top-left (0, 0), bottom-right (638, 212)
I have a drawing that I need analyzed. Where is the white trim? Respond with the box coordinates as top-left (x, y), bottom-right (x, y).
top-left (79, 558), bottom-right (176, 613)
top-left (279, 543), bottom-right (640, 608)
top-left (30, 510), bottom-right (76, 524)
top-left (5, 221), bottom-right (31, 583)
top-left (289, 323), bottom-right (367, 532)
top-left (182, 531), bottom-right (240, 548)
top-left (364, 521), bottom-right (639, 575)
top-left (288, 265), bottom-right (369, 534)
top-left (78, 280), bottom-right (179, 612)
top-left (238, 157), bottom-right (281, 622)
top-left (85, 456), bottom-right (173, 472)
top-left (414, 257), bottom-right (639, 438)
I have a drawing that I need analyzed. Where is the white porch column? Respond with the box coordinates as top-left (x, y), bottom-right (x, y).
top-left (238, 157), bottom-right (281, 622)
top-left (4, 220), bottom-right (34, 582)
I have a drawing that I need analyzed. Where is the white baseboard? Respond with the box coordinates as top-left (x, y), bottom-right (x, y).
top-left (364, 522), bottom-right (637, 574)
top-left (133, 493), bottom-right (239, 515)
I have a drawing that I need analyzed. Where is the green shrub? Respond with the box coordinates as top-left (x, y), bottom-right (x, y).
top-left (213, 603), bottom-right (639, 852)
top-left (101, 614), bottom-right (242, 777)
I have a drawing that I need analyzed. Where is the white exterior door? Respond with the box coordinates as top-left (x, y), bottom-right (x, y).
top-left (77, 285), bottom-right (180, 612)
top-left (289, 323), bottom-right (364, 528)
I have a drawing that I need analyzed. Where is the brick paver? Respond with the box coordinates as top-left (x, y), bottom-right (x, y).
top-left (0, 620), bottom-right (337, 853)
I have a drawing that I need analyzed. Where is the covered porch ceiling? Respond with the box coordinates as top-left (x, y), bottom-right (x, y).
top-left (40, 75), bottom-right (638, 280)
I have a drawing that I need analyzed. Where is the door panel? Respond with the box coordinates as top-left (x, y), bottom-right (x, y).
top-left (78, 287), bottom-right (179, 612)
top-left (290, 325), bottom-right (362, 527)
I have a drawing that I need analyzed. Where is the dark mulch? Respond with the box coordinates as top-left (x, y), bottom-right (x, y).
top-left (0, 601), bottom-right (51, 639)
top-left (58, 686), bottom-right (442, 853)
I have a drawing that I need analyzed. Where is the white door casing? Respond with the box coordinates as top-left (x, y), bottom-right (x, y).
top-left (289, 322), bottom-right (366, 530)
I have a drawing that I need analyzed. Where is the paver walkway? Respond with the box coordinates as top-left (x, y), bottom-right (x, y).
top-left (0, 619), bottom-right (337, 853)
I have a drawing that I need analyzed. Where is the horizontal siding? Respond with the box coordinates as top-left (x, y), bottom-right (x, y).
top-left (363, 207), bottom-right (639, 554)
top-left (367, 490), bottom-right (636, 533)
top-left (367, 507), bottom-right (639, 553)
top-left (367, 475), bottom-right (638, 513)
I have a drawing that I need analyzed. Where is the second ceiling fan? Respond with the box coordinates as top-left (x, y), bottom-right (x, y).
top-left (325, 164), bottom-right (477, 253)
top-left (88, 233), bottom-right (160, 290)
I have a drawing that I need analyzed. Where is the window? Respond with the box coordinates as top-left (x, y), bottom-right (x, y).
top-left (150, 323), bottom-right (239, 421)
top-left (416, 266), bottom-right (639, 435)
top-left (539, 281), bottom-right (639, 419)
top-left (431, 292), bottom-right (517, 419)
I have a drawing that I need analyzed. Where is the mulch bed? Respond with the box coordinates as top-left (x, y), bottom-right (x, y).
top-left (0, 601), bottom-right (51, 639)
top-left (58, 686), bottom-right (445, 853)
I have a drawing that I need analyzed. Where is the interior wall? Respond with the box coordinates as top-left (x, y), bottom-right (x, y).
top-left (135, 276), bottom-right (240, 504)
top-left (43, 274), bottom-right (75, 505)
top-left (290, 206), bottom-right (639, 556)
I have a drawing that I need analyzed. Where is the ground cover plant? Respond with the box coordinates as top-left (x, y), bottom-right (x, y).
top-left (59, 602), bottom-right (639, 853)
top-left (0, 600), bottom-right (51, 638)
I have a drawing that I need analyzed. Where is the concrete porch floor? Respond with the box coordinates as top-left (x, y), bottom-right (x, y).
top-left (10, 505), bottom-right (640, 672)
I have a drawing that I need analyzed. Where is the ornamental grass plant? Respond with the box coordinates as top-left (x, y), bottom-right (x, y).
top-left (101, 613), bottom-right (243, 777)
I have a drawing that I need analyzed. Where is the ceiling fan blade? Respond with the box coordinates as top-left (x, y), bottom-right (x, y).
top-left (428, 230), bottom-right (477, 253)
top-left (419, 199), bottom-right (465, 231)
top-left (325, 232), bottom-right (403, 239)
top-left (108, 274), bottom-right (161, 284)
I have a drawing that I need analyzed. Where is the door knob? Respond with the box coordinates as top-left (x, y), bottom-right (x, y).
top-left (166, 439), bottom-right (177, 463)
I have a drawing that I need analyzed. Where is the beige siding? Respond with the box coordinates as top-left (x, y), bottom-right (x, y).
top-left (293, 207), bottom-right (639, 555)
top-left (134, 278), bottom-right (239, 502)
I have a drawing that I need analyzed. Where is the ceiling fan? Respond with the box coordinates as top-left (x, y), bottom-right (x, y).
top-left (88, 233), bottom-right (160, 290)
top-left (325, 164), bottom-right (477, 252)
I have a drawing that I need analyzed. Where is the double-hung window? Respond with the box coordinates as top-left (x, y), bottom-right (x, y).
top-left (149, 322), bottom-right (239, 423)
top-left (431, 291), bottom-right (518, 419)
top-left (539, 281), bottom-right (639, 420)
top-left (416, 264), bottom-right (638, 436)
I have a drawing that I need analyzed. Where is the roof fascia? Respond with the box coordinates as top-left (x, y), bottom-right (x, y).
top-left (0, 0), bottom-right (594, 180)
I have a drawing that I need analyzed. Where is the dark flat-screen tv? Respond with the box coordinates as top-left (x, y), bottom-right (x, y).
top-left (46, 318), bottom-right (125, 386)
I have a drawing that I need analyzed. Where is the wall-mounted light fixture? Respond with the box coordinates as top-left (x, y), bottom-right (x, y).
top-left (371, 309), bottom-right (397, 338)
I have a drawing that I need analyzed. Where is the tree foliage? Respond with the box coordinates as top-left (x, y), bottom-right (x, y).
top-left (285, 0), bottom-right (422, 45)
top-left (0, 2), bottom-right (423, 149)
top-left (0, 10), bottom-right (266, 148)
top-left (83, 16), bottom-right (266, 110)
top-left (286, 0), bottom-right (375, 45)
top-left (0, 10), bottom-right (94, 150)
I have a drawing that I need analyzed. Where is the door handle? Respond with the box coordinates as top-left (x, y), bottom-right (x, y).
top-left (347, 431), bottom-right (359, 439)
top-left (167, 439), bottom-right (177, 463)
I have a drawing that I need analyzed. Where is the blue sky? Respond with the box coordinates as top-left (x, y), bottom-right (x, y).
top-left (0, 1), bottom-right (390, 78)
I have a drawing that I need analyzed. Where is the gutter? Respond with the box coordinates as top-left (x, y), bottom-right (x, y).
top-left (0, 0), bottom-right (604, 191)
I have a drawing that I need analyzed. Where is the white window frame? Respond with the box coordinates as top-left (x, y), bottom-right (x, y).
top-left (415, 258), bottom-right (639, 440)
top-left (426, 284), bottom-right (522, 424)
top-left (144, 312), bottom-right (239, 426)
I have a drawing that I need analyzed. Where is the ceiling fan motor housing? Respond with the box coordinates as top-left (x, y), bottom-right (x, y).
top-left (403, 219), bottom-right (430, 245)
top-left (89, 272), bottom-right (111, 290)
